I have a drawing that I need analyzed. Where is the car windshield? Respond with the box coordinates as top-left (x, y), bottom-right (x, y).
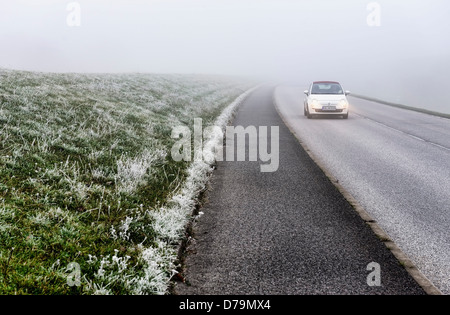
top-left (311, 83), bottom-right (343, 95)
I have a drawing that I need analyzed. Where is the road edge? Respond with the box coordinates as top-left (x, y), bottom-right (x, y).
top-left (272, 86), bottom-right (442, 296)
top-left (169, 84), bottom-right (262, 294)
top-left (349, 94), bottom-right (450, 120)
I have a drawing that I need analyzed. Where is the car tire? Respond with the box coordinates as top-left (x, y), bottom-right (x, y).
top-left (304, 107), bottom-right (307, 116)
top-left (342, 113), bottom-right (349, 119)
top-left (307, 111), bottom-right (313, 119)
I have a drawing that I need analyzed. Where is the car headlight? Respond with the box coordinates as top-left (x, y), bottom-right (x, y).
top-left (339, 99), bottom-right (349, 108)
top-left (311, 99), bottom-right (321, 109)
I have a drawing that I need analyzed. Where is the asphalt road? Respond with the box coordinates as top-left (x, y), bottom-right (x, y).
top-left (174, 85), bottom-right (428, 295)
top-left (274, 85), bottom-right (450, 295)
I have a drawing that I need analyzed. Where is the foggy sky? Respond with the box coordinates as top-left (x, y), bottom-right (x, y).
top-left (1, 0), bottom-right (450, 112)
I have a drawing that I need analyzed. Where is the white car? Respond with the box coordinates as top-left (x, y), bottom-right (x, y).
top-left (304, 81), bottom-right (350, 119)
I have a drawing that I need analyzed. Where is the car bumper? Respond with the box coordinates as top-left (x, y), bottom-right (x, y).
top-left (312, 108), bottom-right (348, 114)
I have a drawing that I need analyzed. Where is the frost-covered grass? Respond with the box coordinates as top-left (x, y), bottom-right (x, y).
top-left (0, 68), bottom-right (255, 294)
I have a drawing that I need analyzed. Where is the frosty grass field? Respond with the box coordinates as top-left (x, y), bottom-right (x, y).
top-left (0, 68), bottom-right (255, 294)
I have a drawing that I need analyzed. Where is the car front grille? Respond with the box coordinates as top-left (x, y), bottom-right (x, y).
top-left (315, 109), bottom-right (344, 113)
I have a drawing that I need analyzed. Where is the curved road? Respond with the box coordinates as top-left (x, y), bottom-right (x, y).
top-left (274, 85), bottom-right (450, 294)
top-left (174, 85), bottom-right (431, 295)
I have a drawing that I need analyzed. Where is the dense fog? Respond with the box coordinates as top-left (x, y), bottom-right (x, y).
top-left (1, 0), bottom-right (449, 113)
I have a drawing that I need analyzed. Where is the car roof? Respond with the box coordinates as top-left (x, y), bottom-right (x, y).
top-left (313, 81), bottom-right (340, 84)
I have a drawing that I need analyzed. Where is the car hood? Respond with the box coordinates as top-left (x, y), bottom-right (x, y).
top-left (310, 94), bottom-right (346, 101)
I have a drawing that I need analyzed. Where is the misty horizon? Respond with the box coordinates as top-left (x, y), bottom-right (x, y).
top-left (1, 0), bottom-right (449, 113)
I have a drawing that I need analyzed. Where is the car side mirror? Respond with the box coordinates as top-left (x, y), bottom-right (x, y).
top-left (304, 90), bottom-right (309, 96)
top-left (345, 90), bottom-right (351, 96)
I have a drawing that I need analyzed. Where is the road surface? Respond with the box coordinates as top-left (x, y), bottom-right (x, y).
top-left (174, 85), bottom-right (431, 295)
top-left (274, 85), bottom-right (450, 295)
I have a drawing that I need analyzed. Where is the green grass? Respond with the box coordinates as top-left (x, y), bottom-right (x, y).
top-left (0, 69), bottom-right (254, 294)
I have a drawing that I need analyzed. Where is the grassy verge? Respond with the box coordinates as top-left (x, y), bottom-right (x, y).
top-left (0, 68), bottom-right (255, 294)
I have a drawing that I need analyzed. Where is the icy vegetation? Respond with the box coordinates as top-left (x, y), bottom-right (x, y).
top-left (0, 68), bottom-right (255, 294)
